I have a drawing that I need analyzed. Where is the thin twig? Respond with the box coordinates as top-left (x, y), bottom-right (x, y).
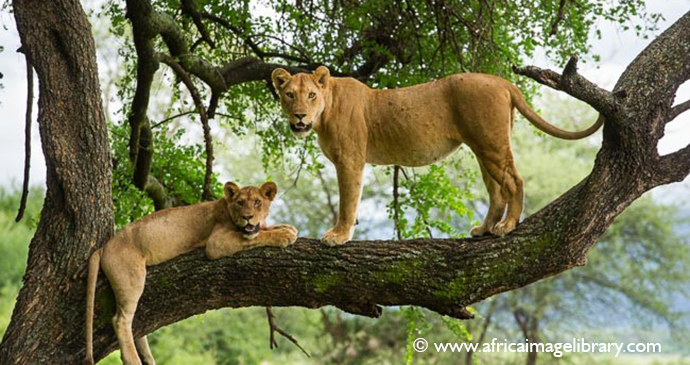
top-left (152, 110), bottom-right (243, 130)
top-left (399, 168), bottom-right (433, 238)
top-left (316, 170), bottom-right (337, 225)
top-left (151, 111), bottom-right (196, 129)
top-left (201, 12), bottom-right (309, 64)
top-left (265, 307), bottom-right (310, 357)
top-left (16, 53), bottom-right (33, 223)
top-left (549, 0), bottom-right (568, 37)
top-left (393, 165), bottom-right (402, 240)
top-left (248, 33), bottom-right (311, 61)
top-left (282, 142), bottom-right (308, 195)
top-left (158, 53), bottom-right (215, 201)
top-left (180, 0), bottom-right (216, 48)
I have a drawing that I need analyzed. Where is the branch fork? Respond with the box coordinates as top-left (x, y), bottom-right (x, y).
top-left (513, 55), bottom-right (617, 116)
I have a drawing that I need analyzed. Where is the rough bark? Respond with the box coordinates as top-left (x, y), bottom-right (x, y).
top-left (0, 0), bottom-right (113, 363)
top-left (1, 1), bottom-right (689, 363)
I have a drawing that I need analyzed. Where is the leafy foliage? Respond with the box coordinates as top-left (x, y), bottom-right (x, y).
top-left (387, 160), bottom-right (477, 239)
top-left (110, 122), bottom-right (223, 227)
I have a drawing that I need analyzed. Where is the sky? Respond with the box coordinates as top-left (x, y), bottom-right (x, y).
top-left (0, 1), bottom-right (688, 195)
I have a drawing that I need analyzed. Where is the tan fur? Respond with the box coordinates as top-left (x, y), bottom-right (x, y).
top-left (85, 182), bottom-right (297, 365)
top-left (272, 67), bottom-right (603, 244)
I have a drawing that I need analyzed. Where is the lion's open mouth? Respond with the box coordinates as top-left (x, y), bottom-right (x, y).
top-left (290, 122), bottom-right (312, 133)
top-left (241, 223), bottom-right (261, 235)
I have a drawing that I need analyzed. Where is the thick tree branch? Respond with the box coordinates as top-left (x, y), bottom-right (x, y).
top-left (615, 12), bottom-right (690, 106)
top-left (219, 57), bottom-right (327, 86)
top-left (145, 175), bottom-right (183, 210)
top-left (668, 99), bottom-right (690, 122)
top-left (129, 0), bottom-right (226, 95)
top-left (132, 120), bottom-right (154, 190)
top-left (88, 206), bottom-right (597, 362)
top-left (610, 11), bottom-right (690, 185)
top-left (125, 0), bottom-right (159, 195)
top-left (654, 144), bottom-right (690, 185)
top-left (513, 55), bottom-right (616, 116)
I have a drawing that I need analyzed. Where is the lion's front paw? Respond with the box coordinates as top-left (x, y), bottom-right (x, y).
top-left (491, 220), bottom-right (516, 237)
top-left (274, 228), bottom-right (298, 248)
top-left (470, 225), bottom-right (489, 237)
top-left (272, 224), bottom-right (298, 235)
top-left (321, 226), bottom-right (353, 246)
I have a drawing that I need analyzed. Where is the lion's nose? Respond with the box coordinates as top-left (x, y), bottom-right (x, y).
top-left (242, 215), bottom-right (254, 221)
top-left (294, 113), bottom-right (306, 120)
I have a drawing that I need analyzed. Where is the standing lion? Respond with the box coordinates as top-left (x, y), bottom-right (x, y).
top-left (271, 66), bottom-right (602, 245)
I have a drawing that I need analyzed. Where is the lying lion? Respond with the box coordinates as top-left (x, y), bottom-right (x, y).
top-left (85, 181), bottom-right (297, 365)
top-left (272, 66), bottom-right (602, 245)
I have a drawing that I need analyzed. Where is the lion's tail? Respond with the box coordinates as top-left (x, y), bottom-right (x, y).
top-left (85, 248), bottom-right (102, 365)
top-left (509, 84), bottom-right (603, 140)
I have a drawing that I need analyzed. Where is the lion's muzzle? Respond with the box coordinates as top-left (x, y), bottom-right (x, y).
top-left (290, 121), bottom-right (312, 133)
top-left (241, 223), bottom-right (261, 236)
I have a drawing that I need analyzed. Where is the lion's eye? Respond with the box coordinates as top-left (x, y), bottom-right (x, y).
top-left (308, 92), bottom-right (316, 99)
top-left (254, 200), bottom-right (261, 208)
top-left (237, 200), bottom-right (244, 206)
top-left (286, 92), bottom-right (295, 99)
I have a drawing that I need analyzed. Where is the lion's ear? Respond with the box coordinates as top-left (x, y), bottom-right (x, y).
top-left (260, 182), bottom-right (278, 201)
top-left (313, 66), bottom-right (330, 89)
top-left (224, 182), bottom-right (241, 201)
top-left (271, 68), bottom-right (291, 90)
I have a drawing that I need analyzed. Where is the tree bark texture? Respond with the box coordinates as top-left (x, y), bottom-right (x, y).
top-left (0, 0), bottom-right (113, 363)
top-left (0, 1), bottom-right (689, 363)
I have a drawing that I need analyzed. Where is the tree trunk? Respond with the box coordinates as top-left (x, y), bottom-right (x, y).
top-left (0, 0), bottom-right (113, 363)
top-left (0, 1), bottom-right (688, 364)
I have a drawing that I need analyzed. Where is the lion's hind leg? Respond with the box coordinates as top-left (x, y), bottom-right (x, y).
top-left (472, 143), bottom-right (523, 237)
top-left (480, 153), bottom-right (523, 236)
top-left (135, 336), bottom-right (156, 365)
top-left (470, 161), bottom-right (507, 237)
top-left (101, 248), bottom-right (147, 365)
top-left (493, 158), bottom-right (523, 236)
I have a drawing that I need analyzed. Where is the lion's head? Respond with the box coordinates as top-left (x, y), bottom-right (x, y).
top-left (223, 181), bottom-right (278, 239)
top-left (271, 66), bottom-right (330, 138)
